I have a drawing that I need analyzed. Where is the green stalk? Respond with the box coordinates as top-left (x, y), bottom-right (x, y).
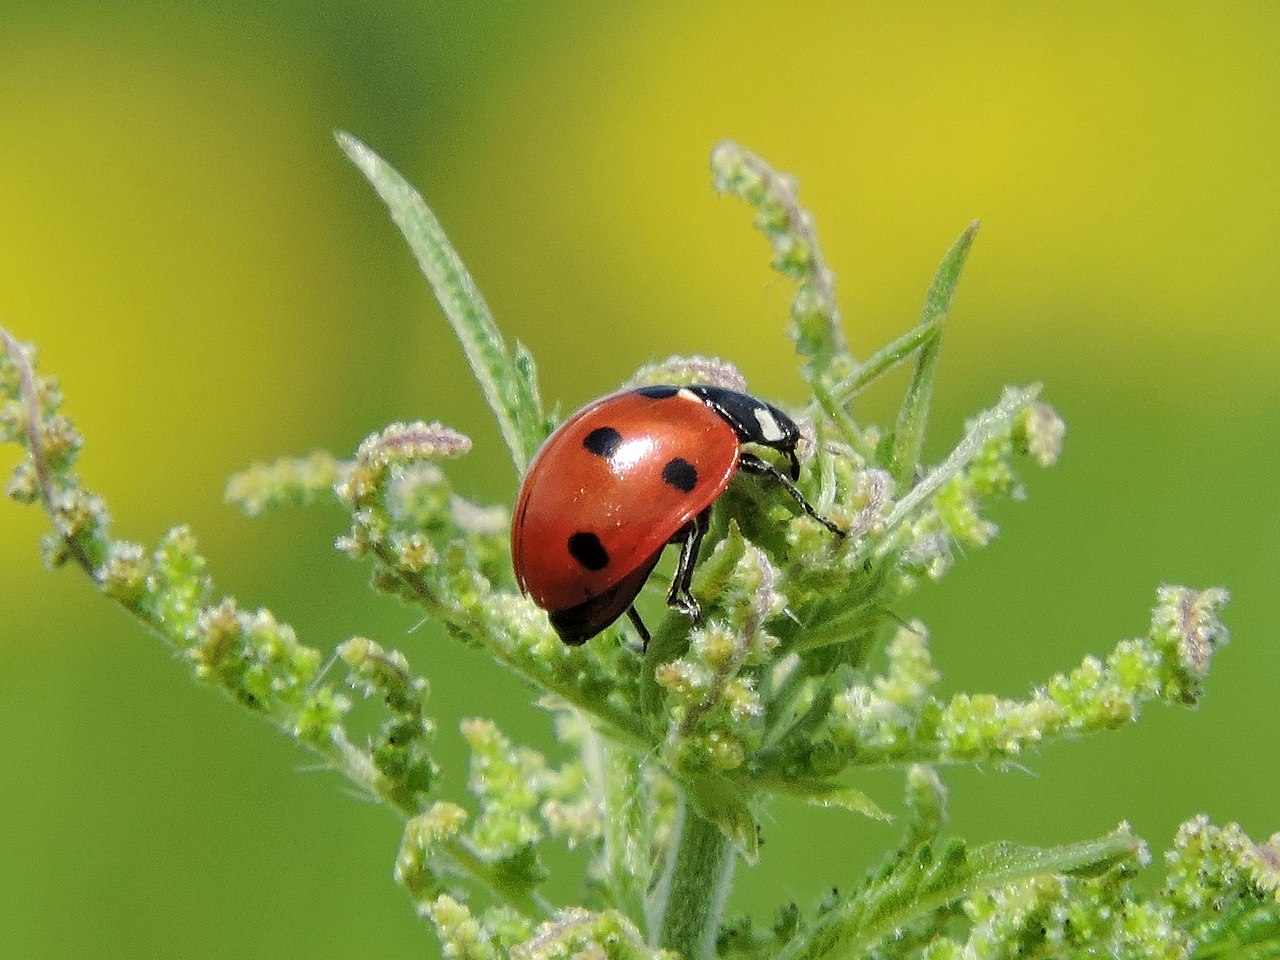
top-left (653, 796), bottom-right (737, 960)
top-left (821, 316), bottom-right (944, 410)
top-left (440, 837), bottom-right (554, 920)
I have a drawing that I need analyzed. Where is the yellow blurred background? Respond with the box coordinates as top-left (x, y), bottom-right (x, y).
top-left (2, 3), bottom-right (1277, 957)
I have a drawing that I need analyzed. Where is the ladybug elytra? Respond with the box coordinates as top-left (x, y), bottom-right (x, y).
top-left (511, 384), bottom-right (845, 647)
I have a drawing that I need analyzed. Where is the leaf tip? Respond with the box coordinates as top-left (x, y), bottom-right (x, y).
top-left (334, 129), bottom-right (375, 174)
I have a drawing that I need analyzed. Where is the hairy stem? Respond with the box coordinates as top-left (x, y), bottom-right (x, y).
top-left (864, 383), bottom-right (1040, 564)
top-left (653, 795), bottom-right (737, 960)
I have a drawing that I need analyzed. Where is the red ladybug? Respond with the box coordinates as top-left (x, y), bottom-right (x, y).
top-left (511, 384), bottom-right (844, 646)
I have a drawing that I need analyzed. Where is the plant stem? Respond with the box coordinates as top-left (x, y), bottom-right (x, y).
top-left (654, 794), bottom-right (736, 960)
top-left (821, 317), bottom-right (942, 410)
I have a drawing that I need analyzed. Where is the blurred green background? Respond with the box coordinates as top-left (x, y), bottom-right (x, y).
top-left (2, 2), bottom-right (1277, 957)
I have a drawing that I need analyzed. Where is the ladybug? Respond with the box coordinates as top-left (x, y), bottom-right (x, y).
top-left (511, 384), bottom-right (844, 646)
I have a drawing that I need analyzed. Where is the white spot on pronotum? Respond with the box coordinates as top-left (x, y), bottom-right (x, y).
top-left (676, 388), bottom-right (701, 403)
top-left (754, 407), bottom-right (785, 442)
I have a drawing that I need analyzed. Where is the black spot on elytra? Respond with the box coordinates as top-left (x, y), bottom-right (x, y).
top-left (567, 531), bottom-right (610, 570)
top-left (662, 457), bottom-right (698, 492)
top-left (634, 385), bottom-right (679, 399)
top-left (583, 426), bottom-right (623, 458)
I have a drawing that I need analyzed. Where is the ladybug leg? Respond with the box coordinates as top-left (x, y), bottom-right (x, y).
top-left (625, 606), bottom-right (652, 650)
top-left (738, 452), bottom-right (846, 537)
top-left (667, 507), bottom-right (710, 622)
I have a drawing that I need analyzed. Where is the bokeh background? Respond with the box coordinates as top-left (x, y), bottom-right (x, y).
top-left (2, 3), bottom-right (1277, 957)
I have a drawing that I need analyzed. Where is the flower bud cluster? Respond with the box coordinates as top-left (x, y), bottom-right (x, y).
top-left (920, 815), bottom-right (1279, 959)
top-left (710, 141), bottom-right (847, 383)
top-left (396, 801), bottom-right (470, 904)
top-left (656, 533), bottom-right (781, 774)
top-left (224, 450), bottom-right (344, 517)
top-left (807, 587), bottom-right (1230, 773)
top-left (462, 717), bottom-right (599, 859)
top-left (625, 355), bottom-right (747, 392)
top-left (2, 335), bottom-right (112, 571)
top-left (1165, 816), bottom-right (1280, 917)
top-left (340, 636), bottom-right (436, 808)
top-left (827, 623), bottom-right (940, 755)
top-left (425, 900), bottom-right (671, 960)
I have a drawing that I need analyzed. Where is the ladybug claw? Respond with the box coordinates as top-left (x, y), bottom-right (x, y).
top-left (671, 594), bottom-right (701, 622)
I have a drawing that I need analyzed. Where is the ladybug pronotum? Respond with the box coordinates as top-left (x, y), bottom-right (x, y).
top-left (511, 384), bottom-right (844, 647)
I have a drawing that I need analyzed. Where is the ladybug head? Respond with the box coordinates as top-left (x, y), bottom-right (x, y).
top-left (685, 385), bottom-right (803, 480)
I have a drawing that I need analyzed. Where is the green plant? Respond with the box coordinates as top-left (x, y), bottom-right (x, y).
top-left (2, 136), bottom-right (1276, 960)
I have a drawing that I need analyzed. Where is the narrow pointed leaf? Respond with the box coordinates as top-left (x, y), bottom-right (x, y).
top-left (759, 776), bottom-right (890, 822)
top-left (890, 220), bottom-right (980, 485)
top-left (337, 131), bottom-right (545, 475)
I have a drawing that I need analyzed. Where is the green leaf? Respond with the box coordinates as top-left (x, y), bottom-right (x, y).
top-left (889, 221), bottom-right (980, 486)
top-left (758, 776), bottom-right (890, 822)
top-left (776, 825), bottom-right (1144, 960)
top-left (686, 773), bottom-right (760, 864)
top-left (336, 131), bottom-right (546, 475)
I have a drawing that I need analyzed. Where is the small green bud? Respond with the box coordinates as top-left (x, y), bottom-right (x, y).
top-left (690, 623), bottom-right (738, 673)
top-left (424, 894), bottom-right (499, 960)
top-left (293, 686), bottom-right (351, 745)
top-left (49, 488), bottom-right (108, 547)
top-left (1016, 402), bottom-right (1066, 467)
top-left (340, 635), bottom-right (429, 715)
top-left (99, 540), bottom-right (148, 604)
top-left (1150, 586), bottom-right (1230, 704)
top-left (671, 728), bottom-right (746, 773)
top-left (655, 659), bottom-right (713, 708)
top-left (722, 677), bottom-right (763, 726)
top-left (4, 460), bottom-right (39, 503)
top-left (36, 413), bottom-right (81, 471)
